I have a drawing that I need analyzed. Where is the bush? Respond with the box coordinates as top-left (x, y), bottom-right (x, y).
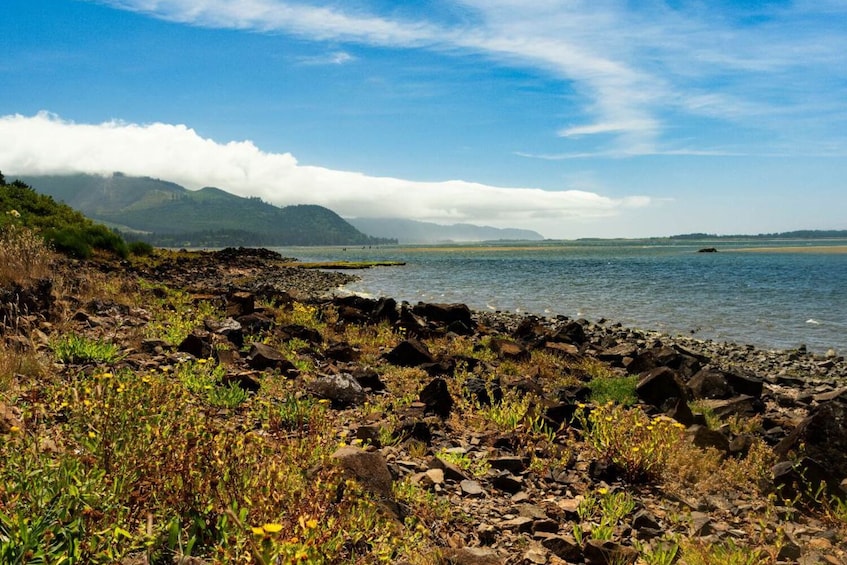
top-left (0, 225), bottom-right (53, 287)
top-left (128, 240), bottom-right (154, 256)
top-left (44, 226), bottom-right (130, 259)
top-left (45, 227), bottom-right (93, 259)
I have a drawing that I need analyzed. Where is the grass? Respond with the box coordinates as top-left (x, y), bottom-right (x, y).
top-left (1, 241), bottom-right (845, 563)
top-left (51, 334), bottom-right (123, 365)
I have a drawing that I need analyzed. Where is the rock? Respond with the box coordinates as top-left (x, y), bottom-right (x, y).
top-left (688, 369), bottom-right (733, 399)
top-left (245, 343), bottom-right (297, 375)
top-left (632, 509), bottom-right (663, 539)
top-left (636, 367), bottom-right (688, 409)
top-left (583, 539), bottom-right (638, 564)
top-left (544, 341), bottom-right (581, 359)
top-left (331, 446), bottom-right (398, 516)
top-left (551, 321), bottom-right (586, 345)
top-left (177, 331), bottom-right (213, 359)
top-left (429, 457), bottom-right (469, 482)
top-left (419, 377), bottom-right (453, 418)
top-left (236, 312), bottom-right (274, 333)
top-left (464, 376), bottom-right (495, 406)
top-left (688, 425), bottom-right (730, 452)
top-left (538, 534), bottom-right (581, 561)
top-left (384, 339), bottom-right (436, 367)
top-left (442, 547), bottom-right (503, 565)
top-left (489, 456), bottom-right (528, 475)
top-left (308, 373), bottom-right (366, 407)
top-left (0, 403), bottom-right (23, 434)
top-left (226, 291), bottom-right (255, 317)
top-left (278, 323), bottom-right (323, 345)
top-left (522, 546), bottom-right (547, 564)
top-left (461, 479), bottom-right (485, 497)
top-left (204, 317), bottom-right (243, 348)
top-left (488, 338), bottom-right (530, 362)
top-left (700, 395), bottom-right (764, 419)
top-left (500, 516), bottom-right (534, 532)
top-left (412, 302), bottom-right (474, 329)
top-left (491, 473), bottom-right (524, 494)
top-left (666, 397), bottom-right (695, 426)
top-left (722, 370), bottom-right (764, 397)
top-left (324, 341), bottom-right (359, 362)
top-left (775, 395), bottom-right (847, 497)
top-left (220, 372), bottom-right (261, 393)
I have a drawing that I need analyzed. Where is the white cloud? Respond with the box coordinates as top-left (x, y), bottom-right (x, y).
top-left (0, 112), bottom-right (650, 237)
top-left (89, 0), bottom-right (847, 157)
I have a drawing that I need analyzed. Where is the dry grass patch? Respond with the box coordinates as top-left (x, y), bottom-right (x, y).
top-left (0, 225), bottom-right (53, 288)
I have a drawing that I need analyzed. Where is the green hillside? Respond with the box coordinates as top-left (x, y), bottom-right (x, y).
top-left (0, 172), bottom-right (132, 258)
top-left (21, 173), bottom-right (395, 247)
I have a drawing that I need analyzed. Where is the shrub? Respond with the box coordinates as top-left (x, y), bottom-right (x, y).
top-left (575, 403), bottom-right (687, 483)
top-left (0, 225), bottom-right (53, 287)
top-left (128, 240), bottom-right (154, 256)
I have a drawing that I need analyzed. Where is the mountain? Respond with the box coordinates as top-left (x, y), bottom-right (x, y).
top-left (346, 217), bottom-right (544, 244)
top-left (19, 173), bottom-right (395, 247)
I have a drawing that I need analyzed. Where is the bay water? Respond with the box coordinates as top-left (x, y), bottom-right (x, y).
top-left (272, 239), bottom-right (847, 354)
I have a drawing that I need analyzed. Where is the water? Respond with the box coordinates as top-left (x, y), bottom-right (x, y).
top-left (271, 239), bottom-right (847, 353)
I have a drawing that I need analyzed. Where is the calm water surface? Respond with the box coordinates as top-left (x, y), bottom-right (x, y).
top-left (272, 240), bottom-right (847, 353)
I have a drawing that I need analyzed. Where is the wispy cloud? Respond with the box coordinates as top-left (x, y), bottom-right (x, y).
top-left (89, 0), bottom-right (847, 158)
top-left (0, 113), bottom-right (650, 234)
top-left (296, 50), bottom-right (355, 66)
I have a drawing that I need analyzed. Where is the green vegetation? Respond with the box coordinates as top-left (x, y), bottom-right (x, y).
top-left (22, 173), bottom-right (397, 246)
top-left (51, 334), bottom-right (123, 365)
top-left (0, 229), bottom-right (843, 563)
top-left (1, 172), bottom-right (133, 258)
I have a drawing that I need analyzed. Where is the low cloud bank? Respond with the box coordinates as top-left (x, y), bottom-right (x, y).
top-left (0, 113), bottom-right (649, 233)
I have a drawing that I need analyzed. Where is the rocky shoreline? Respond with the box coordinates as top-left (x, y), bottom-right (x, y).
top-left (3, 246), bottom-right (846, 564)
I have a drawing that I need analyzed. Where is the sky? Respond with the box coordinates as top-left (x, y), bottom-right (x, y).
top-left (1, 0), bottom-right (846, 239)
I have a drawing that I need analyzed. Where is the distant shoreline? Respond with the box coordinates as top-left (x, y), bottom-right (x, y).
top-left (733, 245), bottom-right (847, 254)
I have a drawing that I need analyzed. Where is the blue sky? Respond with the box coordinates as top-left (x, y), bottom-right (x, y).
top-left (1, 0), bottom-right (846, 238)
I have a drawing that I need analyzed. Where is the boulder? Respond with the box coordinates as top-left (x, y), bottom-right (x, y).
top-left (412, 302), bottom-right (474, 329)
top-left (278, 324), bottom-right (323, 345)
top-left (488, 338), bottom-right (530, 362)
top-left (245, 343), bottom-right (297, 375)
top-left (687, 369), bottom-right (733, 399)
top-left (331, 446), bottom-right (398, 516)
top-left (419, 377), bottom-right (453, 418)
top-left (236, 312), bottom-right (274, 334)
top-left (636, 367), bottom-right (688, 409)
top-left (308, 373), bottom-right (366, 407)
top-left (177, 331), bottom-right (213, 359)
top-left (775, 392), bottom-right (847, 496)
top-left (204, 317), bottom-right (244, 348)
top-left (226, 291), bottom-right (255, 317)
top-left (383, 339), bottom-right (435, 367)
top-left (550, 321), bottom-right (586, 345)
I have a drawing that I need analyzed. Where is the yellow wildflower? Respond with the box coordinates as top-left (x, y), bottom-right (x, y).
top-left (262, 523), bottom-right (283, 534)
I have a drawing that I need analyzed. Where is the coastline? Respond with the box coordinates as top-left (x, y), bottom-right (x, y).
top-left (3, 246), bottom-right (846, 563)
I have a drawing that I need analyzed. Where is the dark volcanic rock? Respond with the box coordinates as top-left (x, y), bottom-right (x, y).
top-left (775, 392), bottom-right (847, 495)
top-left (488, 338), bottom-right (530, 362)
top-left (551, 320), bottom-right (586, 345)
top-left (177, 331), bottom-right (213, 359)
top-left (384, 339), bottom-right (436, 367)
top-left (412, 302), bottom-right (474, 329)
top-left (688, 369), bottom-right (733, 399)
top-left (636, 367), bottom-right (688, 409)
top-left (419, 377), bottom-right (453, 418)
top-left (245, 343), bottom-right (297, 375)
